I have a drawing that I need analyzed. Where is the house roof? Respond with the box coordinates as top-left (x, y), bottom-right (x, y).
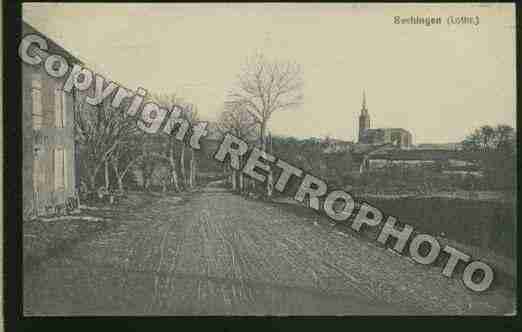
top-left (368, 149), bottom-right (493, 161)
top-left (363, 128), bottom-right (411, 134)
top-left (22, 21), bottom-right (83, 65)
top-left (23, 21), bottom-right (129, 89)
top-left (351, 143), bottom-right (394, 154)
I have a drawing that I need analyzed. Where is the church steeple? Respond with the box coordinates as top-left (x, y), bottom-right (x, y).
top-left (358, 90), bottom-right (370, 142)
top-left (362, 90), bottom-right (367, 111)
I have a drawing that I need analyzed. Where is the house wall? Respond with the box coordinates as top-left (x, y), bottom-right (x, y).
top-left (442, 170), bottom-right (484, 177)
top-left (383, 129), bottom-right (412, 148)
top-left (360, 128), bottom-right (412, 148)
top-left (448, 159), bottom-right (474, 167)
top-left (22, 59), bottom-right (35, 216)
top-left (368, 159), bottom-right (436, 169)
top-left (22, 25), bottom-right (77, 216)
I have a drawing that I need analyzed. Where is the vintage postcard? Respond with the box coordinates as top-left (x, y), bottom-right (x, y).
top-left (19, 3), bottom-right (516, 316)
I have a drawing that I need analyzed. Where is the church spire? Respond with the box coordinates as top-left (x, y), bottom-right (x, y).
top-left (358, 89), bottom-right (370, 142)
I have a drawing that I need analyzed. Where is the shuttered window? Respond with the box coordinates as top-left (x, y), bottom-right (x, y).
top-left (32, 74), bottom-right (43, 129)
top-left (55, 88), bottom-right (66, 128)
top-left (63, 149), bottom-right (68, 189)
top-left (33, 154), bottom-right (41, 192)
top-left (54, 148), bottom-right (67, 190)
top-left (62, 90), bottom-right (67, 126)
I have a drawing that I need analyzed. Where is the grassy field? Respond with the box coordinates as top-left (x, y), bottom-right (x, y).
top-left (363, 197), bottom-right (515, 259)
top-left (274, 186), bottom-right (515, 259)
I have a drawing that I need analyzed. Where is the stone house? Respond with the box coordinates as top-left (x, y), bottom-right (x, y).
top-left (22, 22), bottom-right (80, 216)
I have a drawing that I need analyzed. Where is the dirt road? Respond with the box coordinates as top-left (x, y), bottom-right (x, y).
top-left (24, 183), bottom-right (514, 315)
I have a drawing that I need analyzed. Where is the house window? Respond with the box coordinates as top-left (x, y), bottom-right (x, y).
top-left (33, 147), bottom-right (47, 194)
top-left (32, 74), bottom-right (43, 130)
top-left (54, 148), bottom-right (67, 190)
top-left (55, 87), bottom-right (66, 128)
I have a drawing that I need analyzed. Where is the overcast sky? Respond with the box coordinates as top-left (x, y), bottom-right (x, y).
top-left (23, 3), bottom-right (516, 143)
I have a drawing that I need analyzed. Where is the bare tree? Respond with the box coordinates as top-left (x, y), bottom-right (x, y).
top-left (225, 54), bottom-right (303, 198)
top-left (74, 90), bottom-right (139, 191)
top-left (153, 94), bottom-right (201, 191)
top-left (109, 134), bottom-right (146, 191)
top-left (153, 93), bottom-right (184, 192)
top-left (226, 53), bottom-right (303, 151)
top-left (182, 103), bottom-right (200, 189)
top-left (217, 103), bottom-right (259, 191)
top-left (462, 124), bottom-right (515, 152)
top-left (495, 124), bottom-right (516, 152)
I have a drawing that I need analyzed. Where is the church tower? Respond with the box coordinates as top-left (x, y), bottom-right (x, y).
top-left (358, 90), bottom-right (370, 142)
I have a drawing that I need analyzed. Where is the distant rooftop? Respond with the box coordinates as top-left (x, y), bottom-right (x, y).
top-left (368, 149), bottom-right (496, 161)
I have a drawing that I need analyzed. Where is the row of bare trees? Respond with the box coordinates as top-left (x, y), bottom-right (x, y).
top-left (217, 102), bottom-right (259, 192)
top-left (461, 124), bottom-right (516, 190)
top-left (74, 88), bottom-right (138, 192)
top-left (154, 94), bottom-right (201, 192)
top-left (74, 87), bottom-right (201, 195)
top-left (73, 53), bottom-right (303, 197)
top-left (218, 53), bottom-right (304, 195)
top-left (462, 124), bottom-right (515, 152)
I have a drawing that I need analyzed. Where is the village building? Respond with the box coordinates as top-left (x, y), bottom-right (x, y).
top-left (358, 91), bottom-right (413, 148)
top-left (320, 91), bottom-right (488, 178)
top-left (126, 122), bottom-right (224, 189)
top-left (22, 22), bottom-right (81, 216)
top-left (362, 149), bottom-right (485, 177)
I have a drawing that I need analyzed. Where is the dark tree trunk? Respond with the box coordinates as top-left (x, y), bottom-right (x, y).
top-left (104, 161), bottom-right (110, 190)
